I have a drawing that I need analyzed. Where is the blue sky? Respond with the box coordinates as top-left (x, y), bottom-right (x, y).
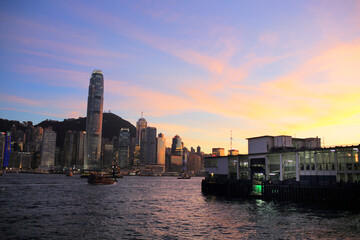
top-left (1, 0), bottom-right (360, 153)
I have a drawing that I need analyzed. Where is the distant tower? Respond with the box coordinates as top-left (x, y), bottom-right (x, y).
top-left (84, 70), bottom-right (104, 170)
top-left (171, 135), bottom-right (183, 156)
top-left (39, 129), bottom-right (56, 171)
top-left (196, 146), bottom-right (201, 155)
top-left (157, 133), bottom-right (166, 165)
top-left (118, 128), bottom-right (130, 168)
top-left (140, 127), bottom-right (157, 165)
top-left (136, 113), bottom-right (147, 146)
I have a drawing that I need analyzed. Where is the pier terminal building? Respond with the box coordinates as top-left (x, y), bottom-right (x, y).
top-left (204, 135), bottom-right (360, 195)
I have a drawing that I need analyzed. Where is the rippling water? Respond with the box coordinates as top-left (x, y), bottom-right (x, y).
top-left (0, 174), bottom-right (359, 239)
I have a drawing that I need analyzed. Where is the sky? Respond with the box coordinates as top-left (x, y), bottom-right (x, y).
top-left (1, 0), bottom-right (360, 154)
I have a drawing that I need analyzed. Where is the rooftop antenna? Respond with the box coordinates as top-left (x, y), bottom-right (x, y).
top-left (230, 130), bottom-right (233, 150)
top-left (141, 110), bottom-right (143, 117)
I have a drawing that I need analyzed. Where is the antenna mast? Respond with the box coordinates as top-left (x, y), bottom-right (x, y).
top-left (230, 130), bottom-right (233, 150)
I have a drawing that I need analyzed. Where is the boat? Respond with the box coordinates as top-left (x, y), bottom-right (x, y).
top-left (178, 172), bottom-right (191, 179)
top-left (66, 171), bottom-right (73, 177)
top-left (81, 170), bottom-right (91, 178)
top-left (88, 172), bottom-right (116, 185)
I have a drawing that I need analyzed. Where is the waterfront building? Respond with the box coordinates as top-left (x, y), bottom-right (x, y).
top-left (183, 147), bottom-right (189, 171)
top-left (103, 144), bottom-right (113, 168)
top-left (63, 131), bottom-right (86, 169)
top-left (187, 154), bottom-right (201, 174)
top-left (8, 152), bottom-right (32, 169)
top-left (171, 135), bottom-right (183, 156)
top-left (212, 148), bottom-right (225, 157)
top-left (204, 135), bottom-right (360, 195)
top-left (228, 149), bottom-right (239, 155)
top-left (165, 147), bottom-right (172, 171)
top-left (170, 155), bottom-right (183, 172)
top-left (140, 127), bottom-right (157, 165)
top-left (157, 133), bottom-right (166, 165)
top-left (118, 128), bottom-right (130, 168)
top-left (197, 146), bottom-right (201, 155)
top-left (0, 133), bottom-right (5, 168)
top-left (39, 129), bottom-right (56, 171)
top-left (136, 115), bottom-right (147, 146)
top-left (63, 131), bottom-right (76, 169)
top-left (75, 131), bottom-right (86, 168)
top-left (3, 132), bottom-right (11, 168)
top-left (84, 70), bottom-right (104, 170)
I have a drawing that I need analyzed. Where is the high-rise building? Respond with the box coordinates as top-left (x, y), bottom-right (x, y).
top-left (197, 146), bottom-right (201, 155)
top-left (103, 144), bottom-right (113, 168)
top-left (63, 131), bottom-right (86, 169)
top-left (136, 115), bottom-right (147, 146)
top-left (3, 132), bottom-right (11, 168)
top-left (171, 135), bottom-right (183, 156)
top-left (118, 128), bottom-right (130, 168)
top-left (75, 131), bottom-right (86, 168)
top-left (157, 133), bottom-right (166, 165)
top-left (84, 70), bottom-right (104, 170)
top-left (39, 129), bottom-right (56, 171)
top-left (212, 148), bottom-right (225, 156)
top-left (63, 131), bottom-right (76, 169)
top-left (140, 127), bottom-right (157, 165)
top-left (0, 132), bottom-right (5, 169)
top-left (187, 155), bottom-right (201, 174)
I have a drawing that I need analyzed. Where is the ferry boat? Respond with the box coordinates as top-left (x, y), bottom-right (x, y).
top-left (87, 172), bottom-right (116, 185)
top-left (178, 172), bottom-right (191, 179)
top-left (81, 170), bottom-right (91, 178)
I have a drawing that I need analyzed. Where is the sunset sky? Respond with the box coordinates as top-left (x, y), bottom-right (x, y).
top-left (1, 0), bottom-right (360, 153)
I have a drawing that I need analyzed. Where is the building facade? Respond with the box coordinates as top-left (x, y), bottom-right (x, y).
top-left (205, 135), bottom-right (360, 195)
top-left (171, 135), bottom-right (182, 156)
top-left (140, 127), bottom-right (157, 165)
top-left (136, 116), bottom-right (147, 146)
top-left (157, 133), bottom-right (166, 165)
top-left (39, 129), bottom-right (56, 171)
top-left (84, 70), bottom-right (104, 170)
top-left (118, 128), bottom-right (130, 168)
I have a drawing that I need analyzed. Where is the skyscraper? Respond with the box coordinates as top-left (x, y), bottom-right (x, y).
top-left (39, 129), bottom-right (56, 171)
top-left (171, 135), bottom-right (182, 156)
top-left (140, 127), bottom-right (157, 165)
top-left (118, 128), bottom-right (130, 168)
top-left (157, 133), bottom-right (166, 165)
top-left (84, 70), bottom-right (104, 170)
top-left (136, 114), bottom-right (147, 146)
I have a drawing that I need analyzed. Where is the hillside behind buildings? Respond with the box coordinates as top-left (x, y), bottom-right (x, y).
top-left (0, 112), bottom-right (136, 148)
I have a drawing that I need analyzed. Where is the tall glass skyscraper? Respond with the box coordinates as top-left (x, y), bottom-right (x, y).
top-left (136, 115), bottom-right (147, 146)
top-left (84, 70), bottom-right (104, 170)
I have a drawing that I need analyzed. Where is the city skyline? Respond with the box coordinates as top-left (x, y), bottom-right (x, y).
top-left (1, 1), bottom-right (360, 154)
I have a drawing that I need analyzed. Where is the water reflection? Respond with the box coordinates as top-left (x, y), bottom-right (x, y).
top-left (0, 174), bottom-right (359, 239)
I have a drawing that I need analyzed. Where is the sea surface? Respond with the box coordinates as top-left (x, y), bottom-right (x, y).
top-left (0, 174), bottom-right (359, 240)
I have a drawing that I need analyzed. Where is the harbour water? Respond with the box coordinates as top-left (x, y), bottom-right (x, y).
top-left (0, 174), bottom-right (359, 239)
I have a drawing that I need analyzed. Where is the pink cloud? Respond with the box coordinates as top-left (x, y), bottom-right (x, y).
top-left (16, 66), bottom-right (89, 87)
top-left (0, 107), bottom-right (77, 119)
top-left (0, 94), bottom-right (43, 106)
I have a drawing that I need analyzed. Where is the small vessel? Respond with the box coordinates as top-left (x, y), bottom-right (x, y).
top-left (178, 172), bottom-right (191, 179)
top-left (88, 172), bottom-right (116, 185)
top-left (66, 171), bottom-right (73, 177)
top-left (81, 170), bottom-right (91, 178)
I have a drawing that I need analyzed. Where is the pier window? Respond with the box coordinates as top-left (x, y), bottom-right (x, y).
top-left (239, 156), bottom-right (249, 180)
top-left (299, 151), bottom-right (305, 170)
top-left (310, 151), bottom-right (315, 171)
top-left (283, 152), bottom-right (296, 180)
top-left (268, 154), bottom-right (280, 181)
top-left (329, 150), bottom-right (336, 170)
